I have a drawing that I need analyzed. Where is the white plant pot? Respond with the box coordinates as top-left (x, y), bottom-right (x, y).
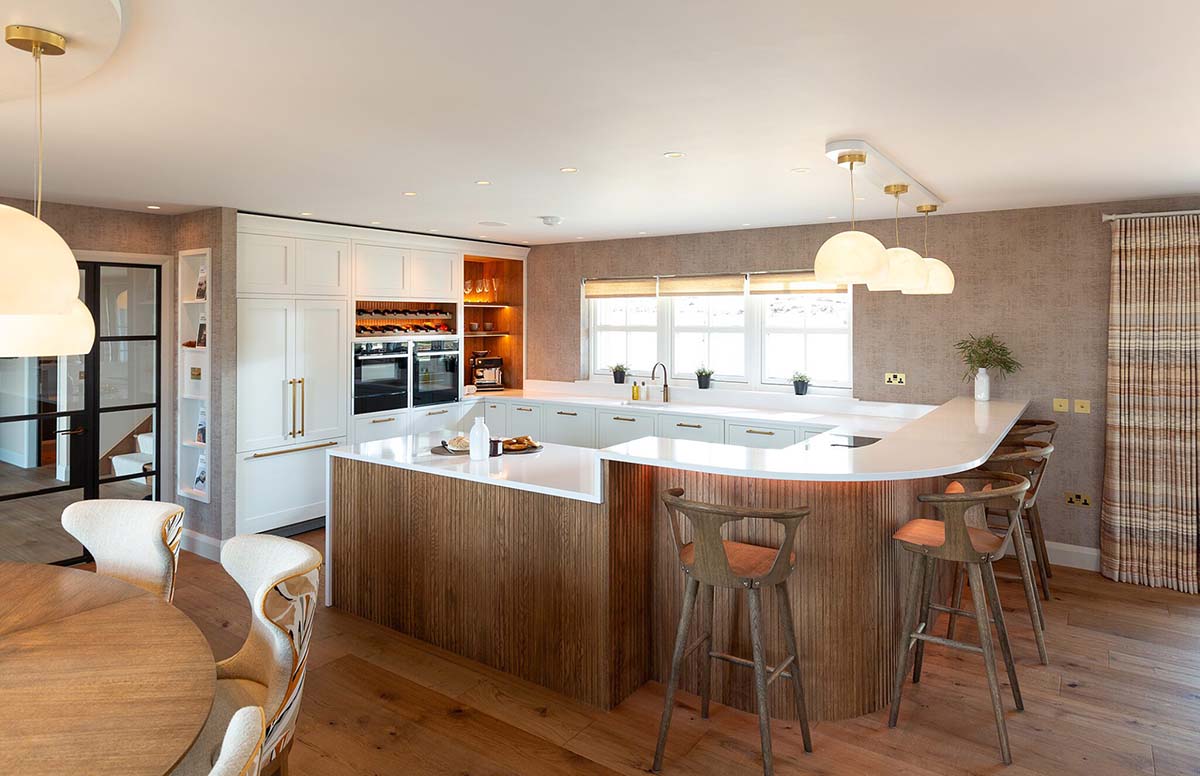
top-left (974, 368), bottom-right (990, 402)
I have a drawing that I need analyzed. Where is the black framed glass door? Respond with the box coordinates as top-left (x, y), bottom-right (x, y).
top-left (0, 261), bottom-right (162, 565)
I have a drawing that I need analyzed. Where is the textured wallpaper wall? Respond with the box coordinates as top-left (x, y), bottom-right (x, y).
top-left (526, 194), bottom-right (1200, 549)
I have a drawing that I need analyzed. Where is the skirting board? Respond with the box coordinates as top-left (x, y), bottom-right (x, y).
top-left (1007, 539), bottom-right (1100, 572)
top-left (181, 528), bottom-right (224, 562)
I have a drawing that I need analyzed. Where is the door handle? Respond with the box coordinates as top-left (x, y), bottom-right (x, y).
top-left (249, 440), bottom-right (338, 459)
top-left (612, 416), bottom-right (637, 422)
top-left (56, 427), bottom-right (84, 436)
top-left (289, 379), bottom-right (297, 437)
top-left (370, 416), bottom-right (396, 424)
top-left (298, 377), bottom-right (306, 436)
top-left (515, 407), bottom-right (533, 412)
top-left (676, 422), bottom-right (702, 429)
top-left (556, 411), bottom-right (578, 417)
top-left (745, 429), bottom-right (775, 436)
top-left (428, 409), bottom-right (449, 416)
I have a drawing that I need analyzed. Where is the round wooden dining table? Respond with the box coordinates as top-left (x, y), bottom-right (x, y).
top-left (0, 562), bottom-right (216, 776)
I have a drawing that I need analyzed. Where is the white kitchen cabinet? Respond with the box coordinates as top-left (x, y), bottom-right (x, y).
top-left (294, 299), bottom-right (348, 441)
top-left (483, 399), bottom-right (508, 437)
top-left (410, 403), bottom-right (476, 437)
top-left (459, 400), bottom-right (486, 433)
top-left (294, 237), bottom-right (349, 296)
top-left (406, 249), bottom-right (460, 299)
top-left (657, 413), bottom-right (725, 443)
top-left (507, 402), bottom-right (543, 439)
top-left (236, 438), bottom-right (343, 534)
top-left (238, 233), bottom-right (294, 295)
top-left (353, 242), bottom-right (409, 298)
top-left (352, 410), bottom-right (409, 444)
top-left (596, 409), bottom-right (657, 448)
top-left (726, 422), bottom-right (798, 449)
top-left (542, 404), bottom-right (596, 448)
top-left (236, 297), bottom-right (295, 451)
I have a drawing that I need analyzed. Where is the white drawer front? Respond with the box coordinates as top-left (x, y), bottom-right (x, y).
top-left (657, 413), bottom-right (725, 443)
top-left (236, 438), bottom-right (343, 534)
top-left (410, 404), bottom-right (463, 437)
top-left (484, 400), bottom-right (508, 437)
top-left (507, 403), bottom-right (543, 439)
top-left (352, 412), bottom-right (408, 444)
top-left (542, 404), bottom-right (596, 448)
top-left (596, 410), bottom-right (657, 448)
top-left (726, 423), bottom-right (798, 449)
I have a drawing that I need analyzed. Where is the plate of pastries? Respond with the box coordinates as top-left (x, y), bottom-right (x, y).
top-left (502, 435), bottom-right (543, 454)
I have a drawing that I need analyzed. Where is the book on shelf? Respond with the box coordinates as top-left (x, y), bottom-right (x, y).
top-left (193, 453), bottom-right (208, 493)
top-left (195, 406), bottom-right (207, 444)
top-left (195, 266), bottom-right (207, 300)
top-left (196, 314), bottom-right (208, 348)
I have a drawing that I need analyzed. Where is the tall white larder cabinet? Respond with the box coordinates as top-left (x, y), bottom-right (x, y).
top-left (237, 229), bottom-right (349, 534)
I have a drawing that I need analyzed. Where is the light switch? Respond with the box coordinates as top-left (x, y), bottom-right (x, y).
top-left (1074, 399), bottom-right (1091, 414)
top-left (1053, 398), bottom-right (1069, 413)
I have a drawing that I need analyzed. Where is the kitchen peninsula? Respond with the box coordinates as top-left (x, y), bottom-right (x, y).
top-left (325, 396), bottom-right (1028, 722)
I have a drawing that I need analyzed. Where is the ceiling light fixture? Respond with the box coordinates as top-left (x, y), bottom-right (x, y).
top-left (791, 167), bottom-right (810, 174)
top-left (475, 180), bottom-right (492, 186)
top-left (814, 152), bottom-right (887, 285)
top-left (903, 204), bottom-right (955, 295)
top-left (662, 152), bottom-right (686, 159)
top-left (299, 211), bottom-right (313, 216)
top-left (559, 167), bottom-right (578, 173)
top-left (146, 205), bottom-right (161, 210)
top-left (0, 24), bottom-right (93, 357)
top-left (403, 192), bottom-right (417, 197)
top-left (866, 184), bottom-right (928, 292)
top-left (370, 220), bottom-right (381, 225)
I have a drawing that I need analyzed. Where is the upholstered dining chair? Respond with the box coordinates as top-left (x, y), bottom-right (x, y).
top-left (171, 534), bottom-right (322, 776)
top-left (61, 499), bottom-right (185, 602)
top-left (209, 707), bottom-right (265, 776)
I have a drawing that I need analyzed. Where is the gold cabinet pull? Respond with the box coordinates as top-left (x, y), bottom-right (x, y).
top-left (428, 409), bottom-right (449, 416)
top-left (745, 429), bottom-right (775, 436)
top-left (298, 377), bottom-right (306, 436)
top-left (249, 440), bottom-right (338, 459)
top-left (370, 416), bottom-right (396, 424)
top-left (556, 410), bottom-right (578, 417)
top-left (516, 407), bottom-right (533, 412)
top-left (289, 379), bottom-right (297, 437)
top-left (676, 422), bottom-right (702, 429)
top-left (613, 416), bottom-right (637, 422)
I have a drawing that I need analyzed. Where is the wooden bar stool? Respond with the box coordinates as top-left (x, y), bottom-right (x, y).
top-left (1000, 417), bottom-right (1058, 588)
top-left (1004, 418), bottom-right (1059, 445)
top-left (985, 439), bottom-right (1055, 600)
top-left (889, 471), bottom-right (1030, 765)
top-left (944, 440), bottom-right (1053, 664)
top-left (652, 488), bottom-right (812, 776)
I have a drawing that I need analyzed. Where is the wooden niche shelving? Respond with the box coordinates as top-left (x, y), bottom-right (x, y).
top-left (463, 255), bottom-right (524, 390)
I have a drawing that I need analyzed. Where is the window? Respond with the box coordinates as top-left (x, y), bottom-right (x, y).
top-left (761, 293), bottom-right (851, 387)
top-left (671, 295), bottom-right (746, 380)
top-left (591, 296), bottom-right (659, 374)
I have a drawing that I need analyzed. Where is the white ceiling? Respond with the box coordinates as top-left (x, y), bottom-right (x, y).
top-left (1, 0), bottom-right (1198, 244)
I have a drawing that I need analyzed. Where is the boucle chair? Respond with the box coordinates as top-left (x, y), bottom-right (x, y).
top-left (171, 534), bottom-right (322, 776)
top-left (208, 707), bottom-right (265, 776)
top-left (61, 499), bottom-right (185, 602)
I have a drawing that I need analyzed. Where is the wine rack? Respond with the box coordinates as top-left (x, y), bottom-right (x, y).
top-left (354, 299), bottom-right (457, 337)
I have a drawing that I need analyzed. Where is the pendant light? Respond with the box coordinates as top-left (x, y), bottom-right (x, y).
top-left (902, 204), bottom-right (955, 295)
top-left (866, 183), bottom-right (928, 292)
top-left (814, 152), bottom-right (887, 285)
top-left (0, 25), bottom-right (93, 356)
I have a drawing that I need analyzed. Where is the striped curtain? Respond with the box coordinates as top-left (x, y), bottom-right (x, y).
top-left (1102, 214), bottom-right (1200, 592)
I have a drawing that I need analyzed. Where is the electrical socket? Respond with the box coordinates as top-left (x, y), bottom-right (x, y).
top-left (1053, 398), bottom-right (1069, 413)
top-left (1074, 399), bottom-right (1091, 414)
top-left (884, 372), bottom-right (906, 386)
top-left (1065, 492), bottom-right (1092, 507)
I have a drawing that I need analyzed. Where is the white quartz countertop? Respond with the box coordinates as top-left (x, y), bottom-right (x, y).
top-left (599, 396), bottom-right (1029, 482)
top-left (329, 431), bottom-right (604, 503)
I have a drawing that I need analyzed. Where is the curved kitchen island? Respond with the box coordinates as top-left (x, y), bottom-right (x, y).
top-left (325, 396), bottom-right (1027, 721)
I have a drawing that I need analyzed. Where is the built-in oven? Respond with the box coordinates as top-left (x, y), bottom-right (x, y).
top-left (412, 340), bottom-right (461, 407)
top-left (353, 341), bottom-right (410, 415)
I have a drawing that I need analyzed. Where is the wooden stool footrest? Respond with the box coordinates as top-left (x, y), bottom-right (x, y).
top-left (929, 602), bottom-right (977, 619)
top-left (911, 631), bottom-right (984, 655)
top-left (709, 650), bottom-right (794, 682)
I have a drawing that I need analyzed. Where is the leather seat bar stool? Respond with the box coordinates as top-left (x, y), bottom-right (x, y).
top-left (889, 471), bottom-right (1031, 765)
top-left (652, 488), bottom-right (812, 776)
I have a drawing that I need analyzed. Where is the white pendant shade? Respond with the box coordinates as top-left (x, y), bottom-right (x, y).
top-left (902, 257), bottom-right (956, 295)
top-left (866, 246), bottom-right (928, 291)
top-left (0, 203), bottom-right (81, 315)
top-left (0, 297), bottom-right (95, 357)
top-left (814, 230), bottom-right (887, 284)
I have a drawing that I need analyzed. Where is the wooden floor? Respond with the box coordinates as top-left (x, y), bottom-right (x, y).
top-left (172, 530), bottom-right (1200, 775)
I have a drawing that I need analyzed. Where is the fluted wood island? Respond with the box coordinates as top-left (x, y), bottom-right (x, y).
top-left (325, 396), bottom-right (1027, 721)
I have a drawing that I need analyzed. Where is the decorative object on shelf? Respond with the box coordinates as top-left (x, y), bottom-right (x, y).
top-left (954, 333), bottom-right (1020, 401)
top-left (814, 151), bottom-right (887, 285)
top-left (193, 452), bottom-right (208, 494)
top-left (194, 266), bottom-right (207, 300)
top-left (866, 184), bottom-right (928, 292)
top-left (0, 24), bottom-right (94, 357)
top-left (695, 365), bottom-right (713, 389)
top-left (793, 371), bottom-right (811, 395)
top-left (195, 406), bottom-right (207, 444)
top-left (903, 204), bottom-right (955, 295)
top-left (195, 314), bottom-right (208, 347)
top-left (468, 322), bottom-right (479, 331)
top-left (483, 322), bottom-right (495, 331)
top-left (611, 364), bottom-right (628, 384)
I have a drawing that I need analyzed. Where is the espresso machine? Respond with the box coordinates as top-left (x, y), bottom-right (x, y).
top-left (471, 351), bottom-right (504, 391)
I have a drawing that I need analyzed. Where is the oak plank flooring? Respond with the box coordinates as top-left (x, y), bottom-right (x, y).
top-left (170, 531), bottom-right (1200, 775)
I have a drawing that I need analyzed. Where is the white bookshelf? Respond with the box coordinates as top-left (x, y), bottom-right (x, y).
top-left (177, 249), bottom-right (211, 503)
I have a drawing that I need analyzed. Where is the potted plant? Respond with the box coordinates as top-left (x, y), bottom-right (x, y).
top-left (954, 333), bottom-right (1021, 402)
top-left (610, 363), bottom-right (628, 384)
top-left (792, 372), bottom-right (810, 395)
top-left (695, 365), bottom-right (714, 389)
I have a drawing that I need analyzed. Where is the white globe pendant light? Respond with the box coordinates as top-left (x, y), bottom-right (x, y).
top-left (902, 204), bottom-right (955, 295)
top-left (0, 25), bottom-right (93, 357)
top-left (866, 184), bottom-right (930, 291)
top-left (814, 152), bottom-right (887, 284)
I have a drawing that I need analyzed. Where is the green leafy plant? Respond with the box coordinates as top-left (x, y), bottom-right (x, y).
top-left (792, 371), bottom-right (810, 383)
top-left (609, 363), bottom-right (628, 373)
top-left (695, 365), bottom-right (714, 377)
top-left (954, 334), bottom-right (1021, 381)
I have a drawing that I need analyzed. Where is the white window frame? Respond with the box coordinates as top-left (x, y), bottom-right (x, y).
top-left (668, 294), bottom-right (749, 383)
top-left (759, 292), bottom-right (854, 389)
top-left (589, 296), bottom-right (662, 377)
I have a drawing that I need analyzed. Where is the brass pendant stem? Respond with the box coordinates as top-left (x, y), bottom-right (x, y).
top-left (924, 212), bottom-right (929, 256)
top-left (849, 162), bottom-right (856, 229)
top-left (894, 194), bottom-right (900, 247)
top-left (35, 43), bottom-right (43, 219)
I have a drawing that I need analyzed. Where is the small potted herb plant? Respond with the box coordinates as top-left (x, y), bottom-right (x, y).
top-left (695, 365), bottom-right (714, 389)
top-left (610, 363), bottom-right (628, 384)
top-left (792, 372), bottom-right (810, 395)
top-left (954, 333), bottom-right (1021, 402)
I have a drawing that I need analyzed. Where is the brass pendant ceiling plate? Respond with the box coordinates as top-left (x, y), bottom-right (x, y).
top-left (915, 204), bottom-right (938, 214)
top-left (836, 151), bottom-right (867, 167)
top-left (884, 183), bottom-right (909, 196)
top-left (5, 25), bottom-right (67, 56)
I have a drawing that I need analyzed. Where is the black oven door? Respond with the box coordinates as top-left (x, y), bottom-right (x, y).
top-left (413, 352), bottom-right (460, 407)
top-left (354, 352), bottom-right (409, 415)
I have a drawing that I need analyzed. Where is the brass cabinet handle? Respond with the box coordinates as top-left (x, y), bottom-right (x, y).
top-left (745, 429), bottom-right (776, 436)
top-left (249, 440), bottom-right (338, 459)
top-left (516, 407), bottom-right (533, 412)
top-left (676, 422), bottom-right (702, 429)
top-left (556, 411), bottom-right (578, 417)
top-left (370, 416), bottom-right (396, 424)
top-left (289, 379), bottom-right (297, 437)
top-left (488, 404), bottom-right (499, 409)
top-left (298, 377), bottom-right (306, 436)
top-left (428, 409), bottom-right (449, 416)
top-left (613, 416), bottom-right (637, 422)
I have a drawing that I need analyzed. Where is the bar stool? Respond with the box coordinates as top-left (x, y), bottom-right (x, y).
top-left (652, 488), bottom-right (812, 776)
top-left (992, 432), bottom-right (1056, 596)
top-left (889, 471), bottom-right (1030, 765)
top-left (1004, 417), bottom-right (1059, 445)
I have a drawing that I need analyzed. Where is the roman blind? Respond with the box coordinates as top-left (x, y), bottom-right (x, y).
top-left (582, 277), bottom-right (658, 298)
top-left (748, 271), bottom-right (846, 295)
top-left (657, 274), bottom-right (745, 297)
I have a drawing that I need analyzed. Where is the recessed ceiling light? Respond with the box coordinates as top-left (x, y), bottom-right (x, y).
top-left (299, 211), bottom-right (313, 216)
top-left (145, 205), bottom-right (161, 210)
top-left (741, 223), bottom-right (751, 227)
top-left (428, 228), bottom-right (439, 232)
top-left (478, 221), bottom-right (508, 227)
top-left (478, 235), bottom-right (489, 239)
top-left (521, 240), bottom-right (530, 244)
top-left (403, 191), bottom-right (417, 197)
top-left (575, 236), bottom-right (584, 240)
top-left (370, 220), bottom-right (381, 225)
top-left (791, 167), bottom-right (811, 174)
top-left (475, 180), bottom-right (492, 186)
top-left (854, 196), bottom-right (865, 201)
top-left (826, 215), bottom-right (838, 219)
top-left (559, 167), bottom-right (578, 173)
top-left (663, 151), bottom-right (686, 159)
top-left (638, 231), bottom-right (647, 235)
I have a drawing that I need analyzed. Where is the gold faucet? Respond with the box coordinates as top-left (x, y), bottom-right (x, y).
top-left (651, 362), bottom-right (670, 403)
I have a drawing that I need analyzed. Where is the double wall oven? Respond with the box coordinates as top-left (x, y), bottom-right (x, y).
top-left (352, 338), bottom-right (460, 416)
